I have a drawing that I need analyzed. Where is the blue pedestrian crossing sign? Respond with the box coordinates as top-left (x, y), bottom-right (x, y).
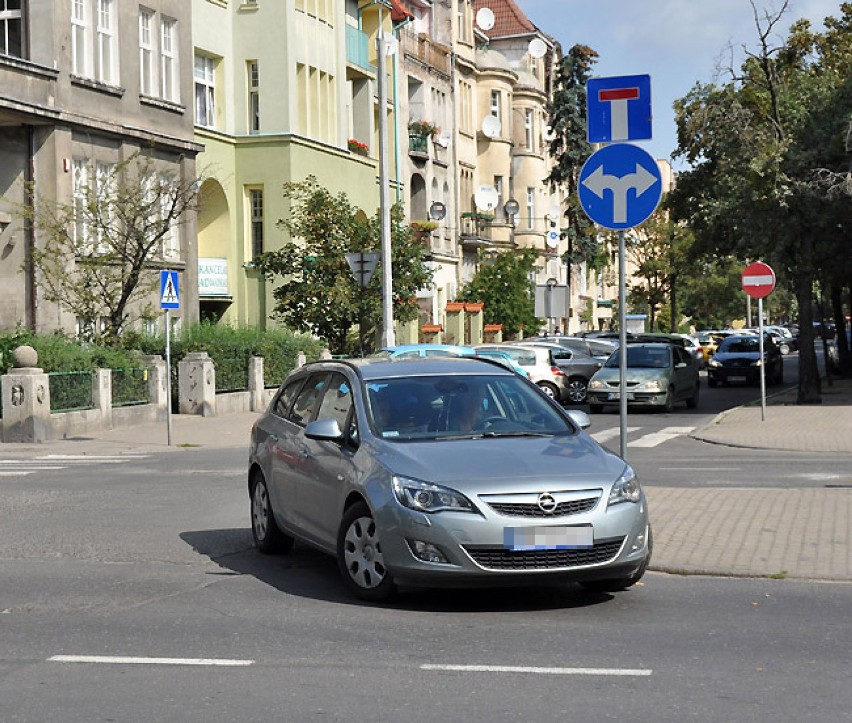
top-left (587, 74), bottom-right (652, 143)
top-left (160, 270), bottom-right (180, 310)
top-left (578, 143), bottom-right (662, 230)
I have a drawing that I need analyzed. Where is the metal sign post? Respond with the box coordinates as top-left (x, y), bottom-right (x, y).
top-left (618, 230), bottom-right (628, 459)
top-left (160, 270), bottom-right (180, 446)
top-left (741, 261), bottom-right (776, 422)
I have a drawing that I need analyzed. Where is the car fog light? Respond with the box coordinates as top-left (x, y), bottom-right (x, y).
top-left (409, 540), bottom-right (450, 564)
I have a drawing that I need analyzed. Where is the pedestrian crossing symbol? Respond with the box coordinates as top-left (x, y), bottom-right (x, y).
top-left (160, 270), bottom-right (180, 309)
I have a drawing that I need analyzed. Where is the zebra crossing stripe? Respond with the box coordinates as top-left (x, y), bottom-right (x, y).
top-left (628, 426), bottom-right (696, 448)
top-left (590, 427), bottom-right (640, 444)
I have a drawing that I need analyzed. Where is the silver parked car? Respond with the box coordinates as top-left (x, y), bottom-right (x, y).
top-left (249, 357), bottom-right (652, 601)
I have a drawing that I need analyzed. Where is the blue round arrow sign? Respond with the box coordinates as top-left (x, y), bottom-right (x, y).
top-left (577, 143), bottom-right (663, 229)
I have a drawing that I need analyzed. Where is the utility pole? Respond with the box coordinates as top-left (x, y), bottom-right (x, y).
top-left (377, 7), bottom-right (395, 347)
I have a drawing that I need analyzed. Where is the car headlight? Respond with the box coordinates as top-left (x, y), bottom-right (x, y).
top-left (635, 379), bottom-right (663, 392)
top-left (608, 466), bottom-right (642, 507)
top-left (751, 359), bottom-right (762, 367)
top-left (588, 380), bottom-right (606, 390)
top-left (393, 476), bottom-right (475, 513)
top-left (708, 358), bottom-right (721, 368)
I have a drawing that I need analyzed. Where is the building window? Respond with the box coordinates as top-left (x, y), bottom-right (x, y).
top-left (490, 90), bottom-right (500, 121)
top-left (95, 0), bottom-right (116, 84)
top-left (524, 108), bottom-right (534, 152)
top-left (71, 0), bottom-right (88, 76)
top-left (248, 61), bottom-right (260, 133)
top-left (94, 162), bottom-right (113, 253)
top-left (526, 187), bottom-right (535, 230)
top-left (72, 159), bottom-right (89, 249)
top-left (250, 189), bottom-right (264, 259)
top-left (0, 0), bottom-right (24, 58)
top-left (139, 8), bottom-right (154, 95)
top-left (160, 17), bottom-right (178, 102)
top-left (159, 176), bottom-right (179, 259)
top-left (494, 176), bottom-right (503, 222)
top-left (195, 54), bottom-right (216, 128)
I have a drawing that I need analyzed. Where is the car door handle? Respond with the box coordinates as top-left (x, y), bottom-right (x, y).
top-left (267, 434), bottom-right (278, 444)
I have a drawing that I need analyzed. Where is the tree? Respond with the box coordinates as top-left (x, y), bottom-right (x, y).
top-left (544, 44), bottom-right (602, 268)
top-left (460, 249), bottom-right (540, 337)
top-left (255, 177), bottom-right (433, 355)
top-left (669, 1), bottom-right (852, 400)
top-left (25, 152), bottom-right (198, 343)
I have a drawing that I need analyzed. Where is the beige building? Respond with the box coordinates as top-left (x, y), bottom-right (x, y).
top-left (0, 0), bottom-right (200, 335)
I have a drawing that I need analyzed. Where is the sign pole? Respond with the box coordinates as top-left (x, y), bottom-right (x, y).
top-left (164, 308), bottom-right (172, 446)
top-left (618, 230), bottom-right (628, 459)
top-left (758, 297), bottom-right (766, 422)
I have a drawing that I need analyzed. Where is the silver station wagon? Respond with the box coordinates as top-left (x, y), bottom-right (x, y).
top-left (248, 357), bottom-right (652, 601)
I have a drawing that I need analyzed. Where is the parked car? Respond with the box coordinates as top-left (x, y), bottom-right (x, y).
top-left (522, 335), bottom-right (617, 360)
top-left (473, 348), bottom-right (530, 378)
top-left (707, 334), bottom-right (783, 386)
top-left (516, 341), bottom-right (603, 403)
top-left (691, 333), bottom-right (719, 364)
top-left (743, 327), bottom-right (797, 355)
top-left (248, 357), bottom-right (652, 600)
top-left (587, 342), bottom-right (700, 413)
top-left (372, 344), bottom-right (475, 359)
top-left (474, 343), bottom-right (571, 403)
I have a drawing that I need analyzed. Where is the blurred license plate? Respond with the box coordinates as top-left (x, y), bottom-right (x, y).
top-left (607, 392), bottom-right (633, 400)
top-left (728, 375), bottom-right (747, 382)
top-left (504, 525), bottom-right (594, 551)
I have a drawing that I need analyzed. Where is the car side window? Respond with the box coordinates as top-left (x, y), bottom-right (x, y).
top-left (674, 347), bottom-right (690, 366)
top-left (551, 349), bottom-right (573, 361)
top-left (289, 373), bottom-right (331, 426)
top-left (273, 378), bottom-right (303, 418)
top-left (315, 373), bottom-right (354, 432)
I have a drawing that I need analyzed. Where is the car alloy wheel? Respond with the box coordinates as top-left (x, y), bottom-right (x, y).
top-left (337, 502), bottom-right (396, 601)
top-left (565, 377), bottom-right (589, 404)
top-left (250, 471), bottom-right (294, 554)
top-left (537, 382), bottom-right (559, 399)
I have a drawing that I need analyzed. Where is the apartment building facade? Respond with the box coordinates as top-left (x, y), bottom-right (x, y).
top-left (0, 0), bottom-right (200, 335)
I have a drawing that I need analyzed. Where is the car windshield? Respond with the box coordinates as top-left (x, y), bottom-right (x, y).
top-left (366, 374), bottom-right (572, 440)
top-left (718, 337), bottom-right (760, 353)
top-left (604, 346), bottom-right (671, 369)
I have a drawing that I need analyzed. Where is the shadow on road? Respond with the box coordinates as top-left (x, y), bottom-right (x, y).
top-left (180, 528), bottom-right (621, 612)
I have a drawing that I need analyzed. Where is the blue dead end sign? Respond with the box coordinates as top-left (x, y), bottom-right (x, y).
top-left (578, 143), bottom-right (662, 230)
top-left (587, 74), bottom-right (652, 143)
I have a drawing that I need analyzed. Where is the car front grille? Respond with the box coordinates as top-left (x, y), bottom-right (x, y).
top-left (462, 538), bottom-right (624, 570)
top-left (486, 497), bottom-right (598, 518)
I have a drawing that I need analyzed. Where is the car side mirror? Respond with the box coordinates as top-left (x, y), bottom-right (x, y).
top-left (305, 418), bottom-right (344, 441)
top-left (566, 409), bottom-right (591, 430)
top-left (675, 362), bottom-right (687, 368)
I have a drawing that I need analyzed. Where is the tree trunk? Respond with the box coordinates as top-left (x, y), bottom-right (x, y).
top-left (669, 272), bottom-right (678, 333)
top-left (833, 283), bottom-right (851, 377)
top-left (794, 271), bottom-right (822, 404)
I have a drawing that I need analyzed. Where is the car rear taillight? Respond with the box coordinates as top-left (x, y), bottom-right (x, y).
top-left (551, 366), bottom-right (566, 376)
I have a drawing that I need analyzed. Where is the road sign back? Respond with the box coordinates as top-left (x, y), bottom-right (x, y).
top-left (742, 261), bottom-right (775, 299)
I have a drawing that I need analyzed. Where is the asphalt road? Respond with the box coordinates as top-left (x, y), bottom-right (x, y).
top-left (2, 358), bottom-right (851, 722)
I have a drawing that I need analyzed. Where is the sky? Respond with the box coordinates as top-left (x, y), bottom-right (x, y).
top-left (514, 0), bottom-right (842, 170)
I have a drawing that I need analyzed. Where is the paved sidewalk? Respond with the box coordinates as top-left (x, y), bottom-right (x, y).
top-left (1, 382), bottom-right (850, 582)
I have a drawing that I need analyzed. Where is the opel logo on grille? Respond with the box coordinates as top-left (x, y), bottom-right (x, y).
top-left (537, 492), bottom-right (557, 513)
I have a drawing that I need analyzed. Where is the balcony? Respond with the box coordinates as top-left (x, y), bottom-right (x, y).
top-left (399, 28), bottom-right (451, 75)
top-left (408, 132), bottom-right (428, 157)
top-left (346, 25), bottom-right (375, 75)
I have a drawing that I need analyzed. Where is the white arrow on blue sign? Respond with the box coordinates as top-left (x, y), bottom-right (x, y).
top-left (160, 270), bottom-right (180, 310)
top-left (578, 143), bottom-right (662, 230)
top-left (587, 74), bottom-right (652, 144)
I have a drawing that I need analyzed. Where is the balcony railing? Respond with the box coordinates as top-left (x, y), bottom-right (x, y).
top-left (399, 28), bottom-right (451, 75)
top-left (346, 24), bottom-right (375, 74)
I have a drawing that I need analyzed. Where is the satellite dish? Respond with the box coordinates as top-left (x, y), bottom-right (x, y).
top-left (481, 115), bottom-right (501, 139)
top-left (474, 185), bottom-right (499, 212)
top-left (382, 36), bottom-right (398, 57)
top-left (503, 198), bottom-right (520, 216)
top-left (436, 130), bottom-right (452, 148)
top-left (549, 205), bottom-right (560, 221)
top-left (528, 38), bottom-right (547, 59)
top-left (543, 124), bottom-right (556, 141)
top-left (429, 201), bottom-right (447, 221)
top-left (475, 7), bottom-right (495, 31)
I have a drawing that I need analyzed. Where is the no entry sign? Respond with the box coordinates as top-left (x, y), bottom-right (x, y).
top-left (742, 261), bottom-right (776, 299)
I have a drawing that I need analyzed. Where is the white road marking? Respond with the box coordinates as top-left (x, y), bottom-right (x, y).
top-left (37, 455), bottom-right (148, 460)
top-left (628, 426), bottom-right (696, 448)
top-left (0, 455), bottom-right (148, 477)
top-left (591, 427), bottom-right (640, 444)
top-left (48, 655), bottom-right (253, 667)
top-left (420, 663), bottom-right (651, 677)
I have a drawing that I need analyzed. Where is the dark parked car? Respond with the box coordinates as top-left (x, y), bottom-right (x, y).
top-left (518, 341), bottom-right (603, 404)
top-left (707, 334), bottom-right (783, 386)
top-left (523, 335), bottom-right (617, 361)
top-left (248, 357), bottom-right (652, 601)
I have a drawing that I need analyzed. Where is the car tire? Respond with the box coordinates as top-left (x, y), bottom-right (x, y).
top-left (663, 386), bottom-right (675, 413)
top-left (580, 527), bottom-right (653, 593)
top-left (588, 403), bottom-right (603, 414)
top-left (337, 501), bottom-right (397, 602)
top-left (564, 377), bottom-right (589, 404)
top-left (537, 381), bottom-right (560, 401)
top-left (250, 470), bottom-right (294, 555)
top-left (685, 381), bottom-right (700, 409)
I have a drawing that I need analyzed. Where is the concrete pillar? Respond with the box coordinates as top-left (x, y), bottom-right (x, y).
top-left (249, 356), bottom-right (264, 411)
top-left (296, 351), bottom-right (307, 368)
top-left (320, 349), bottom-right (332, 360)
top-left (465, 302), bottom-right (484, 345)
top-left (178, 351), bottom-right (216, 417)
top-left (1, 345), bottom-right (51, 443)
top-left (93, 369), bottom-right (112, 428)
top-left (395, 318), bottom-right (418, 345)
top-left (444, 302), bottom-right (465, 346)
top-left (141, 355), bottom-right (168, 419)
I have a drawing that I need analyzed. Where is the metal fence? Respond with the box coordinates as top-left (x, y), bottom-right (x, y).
top-left (48, 371), bottom-right (94, 413)
top-left (112, 367), bottom-right (151, 407)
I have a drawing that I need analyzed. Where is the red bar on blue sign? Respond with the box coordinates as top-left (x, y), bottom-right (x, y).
top-left (599, 87), bottom-right (639, 101)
